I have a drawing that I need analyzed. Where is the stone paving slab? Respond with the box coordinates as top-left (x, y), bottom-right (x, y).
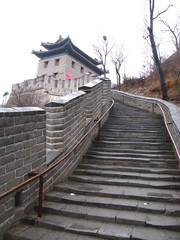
top-left (78, 163), bottom-right (180, 175)
top-left (41, 200), bottom-right (180, 231)
top-left (5, 224), bottom-right (107, 240)
top-left (69, 174), bottom-right (180, 190)
top-left (74, 168), bottom-right (180, 181)
top-left (18, 213), bottom-right (180, 240)
top-left (46, 191), bottom-right (180, 216)
top-left (54, 181), bottom-right (180, 203)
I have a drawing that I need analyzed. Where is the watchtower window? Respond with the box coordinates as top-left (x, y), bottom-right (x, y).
top-left (72, 61), bottom-right (75, 69)
top-left (80, 66), bottom-right (84, 74)
top-left (55, 58), bottom-right (60, 66)
top-left (53, 72), bottom-right (58, 78)
top-left (44, 61), bottom-right (49, 68)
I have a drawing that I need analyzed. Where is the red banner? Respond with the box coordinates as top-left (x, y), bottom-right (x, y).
top-left (65, 72), bottom-right (73, 80)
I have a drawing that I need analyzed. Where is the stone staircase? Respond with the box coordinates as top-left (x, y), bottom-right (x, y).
top-left (4, 100), bottom-right (180, 240)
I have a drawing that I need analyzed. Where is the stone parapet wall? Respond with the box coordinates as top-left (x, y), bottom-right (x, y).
top-left (12, 74), bottom-right (97, 97)
top-left (0, 78), bottom-right (111, 236)
top-left (46, 78), bottom-right (111, 153)
top-left (112, 90), bottom-right (180, 162)
top-left (0, 107), bottom-right (46, 233)
top-left (46, 91), bottom-right (86, 152)
top-left (79, 79), bottom-right (103, 120)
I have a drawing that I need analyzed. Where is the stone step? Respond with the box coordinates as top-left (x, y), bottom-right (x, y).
top-left (101, 127), bottom-right (164, 133)
top-left (78, 163), bottom-right (180, 175)
top-left (3, 224), bottom-right (107, 240)
top-left (98, 136), bottom-right (170, 143)
top-left (83, 154), bottom-right (177, 166)
top-left (6, 213), bottom-right (180, 240)
top-left (89, 146), bottom-right (175, 155)
top-left (45, 191), bottom-right (180, 217)
top-left (82, 158), bottom-right (178, 169)
top-left (93, 140), bottom-right (173, 151)
top-left (86, 150), bottom-right (175, 160)
top-left (103, 122), bottom-right (165, 127)
top-left (36, 200), bottom-right (180, 232)
top-left (54, 181), bottom-right (180, 203)
top-left (99, 132), bottom-right (168, 141)
top-left (104, 116), bottom-right (164, 126)
top-left (69, 174), bottom-right (180, 190)
top-left (73, 168), bottom-right (180, 182)
top-left (109, 114), bottom-right (163, 119)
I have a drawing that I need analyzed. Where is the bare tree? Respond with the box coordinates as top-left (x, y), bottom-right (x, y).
top-left (160, 16), bottom-right (180, 51)
top-left (147, 0), bottom-right (172, 100)
top-left (93, 36), bottom-right (114, 77)
top-left (7, 87), bottom-right (44, 108)
top-left (111, 46), bottom-right (126, 91)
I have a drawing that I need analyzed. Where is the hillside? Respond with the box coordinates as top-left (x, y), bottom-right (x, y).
top-left (119, 50), bottom-right (180, 106)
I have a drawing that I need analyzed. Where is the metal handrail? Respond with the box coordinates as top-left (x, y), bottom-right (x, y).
top-left (115, 91), bottom-right (180, 162)
top-left (0, 99), bottom-right (114, 217)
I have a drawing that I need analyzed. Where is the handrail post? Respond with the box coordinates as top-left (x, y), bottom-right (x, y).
top-left (152, 103), bottom-right (155, 114)
top-left (97, 120), bottom-right (101, 139)
top-left (165, 127), bottom-right (167, 143)
top-left (38, 175), bottom-right (44, 217)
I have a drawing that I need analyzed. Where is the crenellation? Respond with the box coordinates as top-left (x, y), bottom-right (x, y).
top-left (11, 74), bottom-right (98, 103)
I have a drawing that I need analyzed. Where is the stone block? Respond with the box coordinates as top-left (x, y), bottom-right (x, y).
top-left (6, 177), bottom-right (24, 191)
top-left (0, 128), bottom-right (4, 137)
top-left (14, 132), bottom-right (30, 143)
top-left (6, 162), bottom-right (16, 173)
top-left (0, 117), bottom-right (14, 128)
top-left (0, 136), bottom-right (14, 147)
top-left (30, 130), bottom-right (43, 139)
top-left (6, 143), bottom-right (23, 154)
top-left (0, 166), bottom-right (5, 175)
top-left (37, 135), bottom-right (46, 144)
top-left (32, 156), bottom-right (46, 169)
top-left (0, 207), bottom-right (14, 225)
top-left (16, 164), bottom-right (31, 177)
top-left (23, 139), bottom-right (36, 148)
top-left (0, 147), bottom-right (5, 156)
top-left (36, 122), bottom-right (46, 129)
top-left (31, 143), bottom-right (46, 154)
top-left (23, 123), bottom-right (35, 132)
top-left (0, 153), bottom-right (15, 166)
top-left (5, 125), bottom-right (23, 136)
top-left (15, 149), bottom-right (30, 160)
top-left (0, 171), bottom-right (15, 185)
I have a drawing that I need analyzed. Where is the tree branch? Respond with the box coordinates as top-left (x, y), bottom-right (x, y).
top-left (153, 4), bottom-right (173, 20)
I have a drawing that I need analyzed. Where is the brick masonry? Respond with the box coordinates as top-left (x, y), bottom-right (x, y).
top-left (0, 77), bottom-right (111, 236)
top-left (0, 107), bottom-right (46, 234)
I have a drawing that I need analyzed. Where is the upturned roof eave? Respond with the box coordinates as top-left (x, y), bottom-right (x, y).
top-left (41, 37), bottom-right (100, 66)
top-left (41, 37), bottom-right (70, 50)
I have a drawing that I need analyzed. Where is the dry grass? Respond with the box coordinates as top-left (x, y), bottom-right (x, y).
top-left (118, 50), bottom-right (180, 106)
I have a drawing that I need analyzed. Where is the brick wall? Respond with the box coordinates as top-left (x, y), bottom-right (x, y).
top-left (0, 107), bottom-right (46, 233)
top-left (0, 77), bottom-right (111, 235)
top-left (11, 73), bottom-right (96, 98)
top-left (46, 91), bottom-right (86, 152)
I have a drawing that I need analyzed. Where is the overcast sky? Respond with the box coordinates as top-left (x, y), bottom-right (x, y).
top-left (0, 0), bottom-right (179, 104)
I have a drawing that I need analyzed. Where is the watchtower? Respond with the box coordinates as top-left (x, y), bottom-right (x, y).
top-left (32, 36), bottom-right (103, 80)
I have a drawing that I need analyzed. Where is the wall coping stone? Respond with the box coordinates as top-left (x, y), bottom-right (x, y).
top-left (45, 90), bottom-right (86, 107)
top-left (79, 79), bottom-right (102, 90)
top-left (0, 107), bottom-right (45, 117)
top-left (99, 77), bottom-right (111, 81)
